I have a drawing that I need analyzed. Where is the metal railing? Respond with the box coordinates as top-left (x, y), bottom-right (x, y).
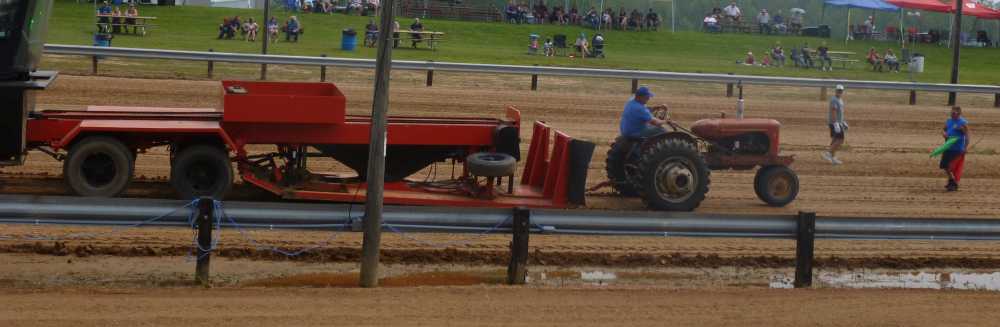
top-left (43, 44), bottom-right (1000, 105)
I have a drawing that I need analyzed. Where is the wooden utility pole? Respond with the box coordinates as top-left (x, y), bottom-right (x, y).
top-left (948, 0), bottom-right (963, 106)
top-left (260, 0), bottom-right (271, 80)
top-left (360, 0), bottom-right (396, 288)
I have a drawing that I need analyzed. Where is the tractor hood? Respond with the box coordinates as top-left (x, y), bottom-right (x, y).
top-left (690, 118), bottom-right (781, 140)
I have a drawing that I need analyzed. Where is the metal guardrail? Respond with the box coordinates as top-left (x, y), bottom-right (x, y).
top-left (2, 195), bottom-right (999, 241)
top-left (43, 44), bottom-right (1000, 95)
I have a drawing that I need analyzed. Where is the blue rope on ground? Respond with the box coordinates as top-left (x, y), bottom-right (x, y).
top-left (381, 215), bottom-right (512, 248)
top-left (214, 200), bottom-right (353, 257)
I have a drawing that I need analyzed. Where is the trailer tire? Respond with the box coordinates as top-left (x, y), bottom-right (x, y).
top-left (605, 139), bottom-right (639, 196)
top-left (636, 137), bottom-right (710, 211)
top-left (467, 152), bottom-right (516, 177)
top-left (754, 165), bottom-right (799, 207)
top-left (63, 136), bottom-right (134, 197)
top-left (171, 145), bottom-right (233, 200)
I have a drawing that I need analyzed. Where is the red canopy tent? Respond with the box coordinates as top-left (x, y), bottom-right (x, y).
top-left (959, 1), bottom-right (1000, 19)
top-left (885, 0), bottom-right (953, 12)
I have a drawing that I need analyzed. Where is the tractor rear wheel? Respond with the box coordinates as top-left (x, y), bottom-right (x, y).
top-left (754, 165), bottom-right (799, 207)
top-left (467, 152), bottom-right (516, 177)
top-left (170, 145), bottom-right (233, 200)
top-left (605, 139), bottom-right (639, 196)
top-left (63, 136), bottom-right (134, 197)
top-left (636, 137), bottom-right (710, 211)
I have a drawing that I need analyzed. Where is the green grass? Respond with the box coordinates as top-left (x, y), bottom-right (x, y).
top-left (46, 0), bottom-right (1000, 85)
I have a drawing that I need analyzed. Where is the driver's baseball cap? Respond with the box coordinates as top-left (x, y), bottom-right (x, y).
top-left (635, 86), bottom-right (654, 97)
top-left (835, 84), bottom-right (845, 91)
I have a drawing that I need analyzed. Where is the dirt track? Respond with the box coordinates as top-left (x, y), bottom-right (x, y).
top-left (4, 73), bottom-right (1000, 218)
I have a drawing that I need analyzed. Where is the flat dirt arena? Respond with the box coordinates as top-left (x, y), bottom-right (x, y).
top-left (3, 68), bottom-right (1000, 325)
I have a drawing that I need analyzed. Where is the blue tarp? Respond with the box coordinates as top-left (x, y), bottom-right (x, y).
top-left (824, 0), bottom-right (900, 11)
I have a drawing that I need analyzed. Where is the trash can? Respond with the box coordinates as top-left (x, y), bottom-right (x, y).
top-left (93, 33), bottom-right (112, 47)
top-left (910, 54), bottom-right (925, 73)
top-left (341, 28), bottom-right (357, 51)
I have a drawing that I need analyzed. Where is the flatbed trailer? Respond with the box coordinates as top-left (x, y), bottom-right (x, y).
top-left (22, 81), bottom-right (595, 209)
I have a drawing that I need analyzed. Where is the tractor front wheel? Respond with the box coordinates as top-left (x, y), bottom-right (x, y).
top-left (636, 137), bottom-right (710, 211)
top-left (754, 165), bottom-right (799, 207)
top-left (170, 145), bottom-right (233, 200)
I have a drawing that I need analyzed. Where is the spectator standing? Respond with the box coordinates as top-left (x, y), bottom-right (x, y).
top-left (285, 16), bottom-right (301, 42)
top-left (817, 42), bottom-right (832, 71)
top-left (940, 106), bottom-right (969, 191)
top-left (392, 20), bottom-right (401, 48)
top-left (506, 2), bottom-right (518, 23)
top-left (790, 11), bottom-right (803, 34)
top-left (823, 85), bottom-right (847, 165)
top-left (574, 32), bottom-right (590, 57)
top-left (863, 16), bottom-right (874, 39)
top-left (884, 49), bottom-right (900, 72)
top-left (645, 9), bottom-right (659, 31)
top-left (410, 18), bottom-right (424, 48)
top-left (97, 2), bottom-right (113, 33)
top-left (569, 7), bottom-right (579, 25)
top-left (756, 9), bottom-right (770, 35)
top-left (602, 10), bottom-right (612, 29)
top-left (723, 2), bottom-right (742, 22)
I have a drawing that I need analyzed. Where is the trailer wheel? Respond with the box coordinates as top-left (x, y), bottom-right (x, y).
top-left (636, 137), bottom-right (710, 211)
top-left (171, 145), bottom-right (233, 200)
top-left (63, 136), bottom-right (134, 197)
top-left (754, 165), bottom-right (799, 207)
top-left (467, 152), bottom-right (516, 177)
top-left (605, 139), bottom-right (639, 196)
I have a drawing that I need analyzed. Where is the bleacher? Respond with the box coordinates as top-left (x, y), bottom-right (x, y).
top-left (401, 0), bottom-right (502, 22)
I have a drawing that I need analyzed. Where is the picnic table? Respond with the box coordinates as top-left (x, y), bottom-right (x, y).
top-left (396, 30), bottom-right (446, 50)
top-left (96, 15), bottom-right (157, 36)
top-left (827, 51), bottom-right (858, 69)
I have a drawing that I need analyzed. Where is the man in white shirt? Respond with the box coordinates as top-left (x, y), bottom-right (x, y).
top-left (723, 2), bottom-right (742, 22)
top-left (704, 15), bottom-right (720, 32)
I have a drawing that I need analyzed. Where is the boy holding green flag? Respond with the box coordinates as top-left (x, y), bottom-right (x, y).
top-left (939, 106), bottom-right (969, 192)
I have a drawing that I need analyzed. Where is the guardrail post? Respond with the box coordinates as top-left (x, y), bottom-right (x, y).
top-left (91, 56), bottom-right (98, 75)
top-left (207, 49), bottom-right (214, 79)
top-left (909, 91), bottom-right (918, 105)
top-left (426, 61), bottom-right (434, 87)
top-left (726, 73), bottom-right (734, 97)
top-left (530, 64), bottom-right (538, 91)
top-left (195, 197), bottom-right (214, 286)
top-left (994, 94), bottom-right (999, 108)
top-left (794, 211), bottom-right (816, 288)
top-left (320, 54), bottom-right (328, 82)
top-left (260, 64), bottom-right (268, 81)
top-left (819, 87), bottom-right (828, 101)
top-left (507, 207), bottom-right (530, 285)
top-left (631, 79), bottom-right (638, 93)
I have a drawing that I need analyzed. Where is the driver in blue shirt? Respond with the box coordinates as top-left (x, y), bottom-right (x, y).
top-left (619, 86), bottom-right (669, 139)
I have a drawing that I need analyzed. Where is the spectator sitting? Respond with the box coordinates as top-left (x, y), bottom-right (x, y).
top-left (884, 48), bottom-right (900, 72)
top-left (392, 20), bottom-right (401, 48)
top-left (285, 16), bottom-right (301, 42)
top-left (790, 47), bottom-right (802, 67)
top-left (506, 2), bottom-right (519, 23)
top-left (756, 9), bottom-right (770, 35)
top-left (574, 33), bottom-right (590, 57)
top-left (410, 18), bottom-right (424, 48)
top-left (364, 20), bottom-right (378, 47)
top-left (543, 38), bottom-right (554, 56)
top-left (111, 6), bottom-right (122, 34)
top-left (800, 43), bottom-right (814, 67)
top-left (817, 42), bottom-right (832, 71)
top-left (591, 33), bottom-right (605, 58)
top-left (866, 47), bottom-right (883, 71)
top-left (218, 18), bottom-right (234, 39)
top-left (231, 16), bottom-right (243, 36)
top-left (771, 45), bottom-right (785, 67)
top-left (704, 14), bottom-right (720, 32)
top-left (245, 18), bottom-right (258, 42)
top-left (744, 51), bottom-right (755, 65)
top-left (569, 7), bottom-right (579, 25)
top-left (645, 9), bottom-right (660, 31)
top-left (772, 10), bottom-right (786, 34)
top-left (585, 7), bottom-right (598, 29)
top-left (724, 1), bottom-right (742, 22)
top-left (761, 52), bottom-right (772, 67)
top-left (602, 11), bottom-right (612, 29)
top-left (618, 8), bottom-right (627, 30)
top-left (628, 9), bottom-right (641, 31)
top-left (124, 4), bottom-right (138, 34)
top-left (267, 16), bottom-right (279, 43)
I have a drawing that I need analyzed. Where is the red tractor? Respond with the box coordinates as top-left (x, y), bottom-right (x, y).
top-left (605, 114), bottom-right (799, 211)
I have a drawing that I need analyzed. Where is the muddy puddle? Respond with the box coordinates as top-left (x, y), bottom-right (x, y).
top-left (770, 271), bottom-right (1000, 291)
